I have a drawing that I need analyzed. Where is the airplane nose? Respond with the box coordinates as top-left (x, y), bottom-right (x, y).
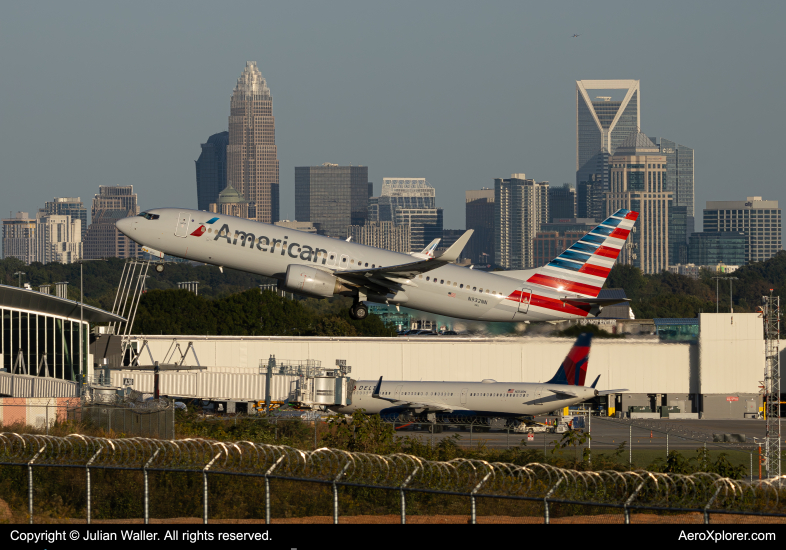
top-left (116, 216), bottom-right (133, 236)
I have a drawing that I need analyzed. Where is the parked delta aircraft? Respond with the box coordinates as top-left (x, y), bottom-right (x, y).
top-left (116, 208), bottom-right (637, 322)
top-left (331, 333), bottom-right (625, 421)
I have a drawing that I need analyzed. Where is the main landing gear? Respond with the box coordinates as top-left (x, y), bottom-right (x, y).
top-left (349, 302), bottom-right (368, 320)
top-left (155, 263), bottom-right (164, 273)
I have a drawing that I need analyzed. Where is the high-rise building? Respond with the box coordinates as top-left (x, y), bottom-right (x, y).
top-left (577, 175), bottom-right (605, 222)
top-left (227, 62), bottom-right (279, 223)
top-left (84, 185), bottom-right (140, 260)
top-left (295, 164), bottom-right (369, 239)
top-left (650, 137), bottom-right (695, 265)
top-left (368, 178), bottom-right (441, 252)
top-left (534, 231), bottom-right (587, 268)
top-left (90, 186), bottom-right (139, 219)
top-left (702, 197), bottom-right (782, 263)
top-left (606, 131), bottom-right (670, 274)
top-left (494, 174), bottom-right (549, 269)
top-left (347, 221), bottom-right (411, 253)
top-left (688, 232), bottom-right (746, 267)
top-left (548, 184), bottom-right (575, 221)
top-left (208, 183), bottom-right (249, 219)
top-left (2, 212), bottom-right (37, 263)
top-left (35, 214), bottom-right (82, 264)
top-left (195, 131), bottom-right (229, 212)
top-left (465, 188), bottom-right (495, 265)
top-left (576, 80), bottom-right (640, 189)
top-left (41, 198), bottom-right (87, 240)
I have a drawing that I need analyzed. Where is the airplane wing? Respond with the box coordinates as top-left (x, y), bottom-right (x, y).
top-left (371, 376), bottom-right (470, 412)
top-left (548, 388), bottom-right (579, 398)
top-left (337, 230), bottom-right (473, 285)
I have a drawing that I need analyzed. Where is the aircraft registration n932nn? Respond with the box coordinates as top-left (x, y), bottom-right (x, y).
top-left (116, 208), bottom-right (638, 322)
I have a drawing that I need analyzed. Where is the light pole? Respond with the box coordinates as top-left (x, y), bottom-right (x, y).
top-left (727, 276), bottom-right (738, 314)
top-left (711, 276), bottom-right (724, 313)
top-left (13, 271), bottom-right (25, 288)
top-left (77, 259), bottom-right (107, 385)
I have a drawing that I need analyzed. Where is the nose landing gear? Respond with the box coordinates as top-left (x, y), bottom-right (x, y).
top-left (155, 263), bottom-right (164, 273)
top-left (349, 302), bottom-right (368, 320)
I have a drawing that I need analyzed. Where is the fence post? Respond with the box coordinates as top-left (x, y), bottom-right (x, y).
top-left (400, 466), bottom-right (419, 524)
top-left (506, 427), bottom-right (509, 449)
top-left (203, 453), bottom-right (222, 524)
top-left (314, 417), bottom-right (318, 450)
top-left (27, 445), bottom-right (45, 524)
top-left (333, 462), bottom-right (351, 524)
top-left (86, 448), bottom-right (102, 524)
top-left (624, 479), bottom-right (647, 524)
top-left (629, 425), bottom-right (632, 469)
top-left (703, 485), bottom-right (723, 524)
top-left (45, 404), bottom-right (49, 436)
top-left (587, 412), bottom-right (591, 465)
top-left (543, 477), bottom-right (563, 524)
top-left (750, 452), bottom-right (753, 484)
top-left (265, 455), bottom-right (285, 524)
top-left (143, 448), bottom-right (160, 525)
top-left (469, 470), bottom-right (492, 525)
top-left (666, 432), bottom-right (669, 458)
top-left (469, 423), bottom-right (472, 447)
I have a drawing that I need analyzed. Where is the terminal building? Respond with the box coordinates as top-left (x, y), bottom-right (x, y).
top-left (1, 281), bottom-right (783, 421)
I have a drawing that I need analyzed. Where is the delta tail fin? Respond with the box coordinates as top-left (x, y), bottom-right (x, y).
top-left (546, 332), bottom-right (592, 386)
top-left (525, 209), bottom-right (639, 298)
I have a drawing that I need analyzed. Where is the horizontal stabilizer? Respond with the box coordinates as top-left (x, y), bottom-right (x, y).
top-left (597, 389), bottom-right (628, 396)
top-left (562, 297), bottom-right (631, 307)
top-left (548, 388), bottom-right (579, 398)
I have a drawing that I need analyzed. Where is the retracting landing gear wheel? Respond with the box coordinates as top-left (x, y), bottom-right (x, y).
top-left (155, 264), bottom-right (164, 273)
top-left (349, 303), bottom-right (368, 320)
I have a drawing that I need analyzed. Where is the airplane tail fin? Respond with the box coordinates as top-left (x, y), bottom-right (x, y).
top-left (546, 332), bottom-right (592, 386)
top-left (525, 209), bottom-right (639, 297)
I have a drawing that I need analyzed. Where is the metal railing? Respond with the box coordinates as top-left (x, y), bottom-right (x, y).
top-left (1, 433), bottom-right (785, 524)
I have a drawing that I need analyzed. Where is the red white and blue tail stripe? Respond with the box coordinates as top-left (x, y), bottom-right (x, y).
top-left (526, 209), bottom-right (639, 298)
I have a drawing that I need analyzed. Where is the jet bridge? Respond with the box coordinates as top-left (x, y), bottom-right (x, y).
top-left (280, 359), bottom-right (355, 411)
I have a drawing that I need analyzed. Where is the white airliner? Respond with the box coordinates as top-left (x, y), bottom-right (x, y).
top-left (116, 207), bottom-right (637, 322)
top-left (331, 333), bottom-right (623, 422)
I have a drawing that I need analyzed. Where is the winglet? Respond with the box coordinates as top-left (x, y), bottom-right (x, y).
top-left (372, 376), bottom-right (383, 399)
top-left (434, 229), bottom-right (473, 262)
top-left (590, 374), bottom-right (600, 389)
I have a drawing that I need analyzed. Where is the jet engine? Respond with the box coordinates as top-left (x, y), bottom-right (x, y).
top-left (283, 265), bottom-right (347, 298)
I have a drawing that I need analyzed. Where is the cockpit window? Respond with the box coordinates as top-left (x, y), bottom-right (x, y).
top-left (138, 212), bottom-right (160, 220)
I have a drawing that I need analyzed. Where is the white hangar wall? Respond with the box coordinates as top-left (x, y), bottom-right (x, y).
top-left (699, 313), bottom-right (764, 395)
top-left (131, 335), bottom-right (694, 395)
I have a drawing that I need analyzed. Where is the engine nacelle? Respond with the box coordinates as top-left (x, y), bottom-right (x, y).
top-left (284, 265), bottom-right (343, 298)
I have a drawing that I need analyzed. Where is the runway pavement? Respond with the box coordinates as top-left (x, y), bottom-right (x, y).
top-left (393, 417), bottom-right (769, 452)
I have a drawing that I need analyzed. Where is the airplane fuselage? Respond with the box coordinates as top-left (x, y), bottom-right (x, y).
top-left (118, 208), bottom-right (597, 322)
top-left (333, 380), bottom-right (597, 417)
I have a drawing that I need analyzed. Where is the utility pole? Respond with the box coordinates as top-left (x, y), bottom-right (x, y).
top-left (727, 276), bottom-right (738, 314)
top-left (711, 276), bottom-right (725, 313)
top-left (13, 271), bottom-right (25, 288)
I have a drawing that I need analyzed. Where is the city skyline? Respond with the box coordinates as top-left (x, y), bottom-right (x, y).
top-left (0, 2), bottom-right (784, 242)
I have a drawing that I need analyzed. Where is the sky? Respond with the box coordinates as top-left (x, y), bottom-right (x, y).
top-left (1, 1), bottom-right (784, 235)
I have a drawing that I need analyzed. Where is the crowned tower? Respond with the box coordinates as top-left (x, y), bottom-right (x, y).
top-left (227, 61), bottom-right (280, 222)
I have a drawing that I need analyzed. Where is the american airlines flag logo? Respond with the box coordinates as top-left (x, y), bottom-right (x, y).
top-left (508, 389), bottom-right (514, 393)
top-left (448, 292), bottom-right (456, 298)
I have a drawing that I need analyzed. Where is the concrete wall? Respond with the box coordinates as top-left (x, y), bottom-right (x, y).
top-left (701, 393), bottom-right (760, 420)
top-left (699, 313), bottom-right (763, 394)
top-left (131, 335), bottom-right (694, 394)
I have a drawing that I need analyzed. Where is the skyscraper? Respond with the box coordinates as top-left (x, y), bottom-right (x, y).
top-left (576, 80), bottom-right (640, 189)
top-left (702, 197), bottom-right (782, 263)
top-left (228, 62), bottom-right (279, 223)
top-left (368, 178), bottom-right (442, 252)
top-left (295, 164), bottom-right (369, 239)
top-left (41, 198), bottom-right (87, 240)
top-left (577, 175), bottom-right (605, 221)
top-left (650, 137), bottom-right (695, 265)
top-left (2, 212), bottom-right (37, 263)
top-left (548, 184), bottom-right (575, 221)
top-left (605, 131), bottom-right (670, 274)
top-left (347, 221), bottom-right (411, 253)
top-left (195, 131), bottom-right (229, 212)
top-left (36, 214), bottom-right (82, 264)
top-left (84, 186), bottom-right (140, 259)
top-left (465, 188), bottom-right (494, 265)
top-left (494, 174), bottom-right (549, 269)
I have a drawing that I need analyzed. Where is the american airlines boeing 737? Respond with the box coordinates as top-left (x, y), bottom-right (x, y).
top-left (116, 208), bottom-right (637, 322)
top-left (331, 333), bottom-right (623, 422)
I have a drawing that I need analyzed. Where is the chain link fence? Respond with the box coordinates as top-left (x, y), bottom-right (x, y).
top-left (1, 433), bottom-right (785, 524)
